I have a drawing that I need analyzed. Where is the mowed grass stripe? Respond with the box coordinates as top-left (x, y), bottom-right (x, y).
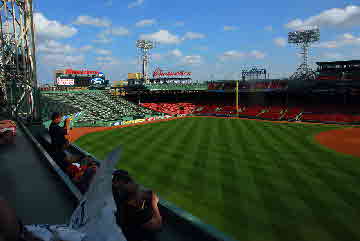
top-left (231, 120), bottom-right (278, 241)
top-left (274, 124), bottom-right (360, 217)
top-left (74, 118), bottom-right (360, 241)
top-left (278, 158), bottom-right (360, 241)
top-left (282, 124), bottom-right (360, 177)
top-left (149, 119), bottom-right (199, 196)
top-left (180, 120), bottom-right (218, 218)
top-left (121, 120), bottom-right (189, 183)
top-left (273, 124), bottom-right (360, 237)
top-left (243, 120), bottom-right (307, 241)
top-left (267, 124), bottom-right (360, 240)
top-left (258, 122), bottom-right (337, 241)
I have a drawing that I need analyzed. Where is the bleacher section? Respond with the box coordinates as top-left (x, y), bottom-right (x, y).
top-left (141, 102), bottom-right (360, 123)
top-left (41, 90), bottom-right (160, 124)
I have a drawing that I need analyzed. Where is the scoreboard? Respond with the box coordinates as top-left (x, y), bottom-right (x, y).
top-left (55, 69), bottom-right (106, 87)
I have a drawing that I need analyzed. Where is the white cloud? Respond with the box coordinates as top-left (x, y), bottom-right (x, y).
top-left (170, 49), bottom-right (182, 57)
top-left (321, 52), bottom-right (344, 60)
top-left (249, 50), bottom-right (266, 59)
top-left (34, 12), bottom-right (77, 40)
top-left (136, 19), bottom-right (156, 27)
top-left (106, 26), bottom-right (130, 36)
top-left (37, 40), bottom-right (75, 54)
top-left (96, 56), bottom-right (121, 66)
top-left (42, 54), bottom-right (85, 67)
top-left (285, 5), bottom-right (360, 30)
top-left (265, 25), bottom-right (273, 31)
top-left (73, 15), bottom-right (111, 27)
top-left (96, 56), bottom-right (114, 62)
top-left (181, 55), bottom-right (202, 65)
top-left (219, 50), bottom-right (266, 61)
top-left (175, 21), bottom-right (185, 27)
top-left (140, 30), bottom-right (181, 44)
top-left (95, 49), bottom-right (112, 55)
top-left (182, 32), bottom-right (206, 40)
top-left (93, 32), bottom-right (112, 44)
top-left (314, 33), bottom-right (360, 48)
top-left (223, 26), bottom-right (238, 31)
top-left (274, 37), bottom-right (287, 47)
top-left (128, 0), bottom-right (144, 8)
top-left (152, 53), bottom-right (163, 60)
top-left (38, 40), bottom-right (94, 58)
top-left (219, 50), bottom-right (245, 61)
top-left (79, 45), bottom-right (93, 52)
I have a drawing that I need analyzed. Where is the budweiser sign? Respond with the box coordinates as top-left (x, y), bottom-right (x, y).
top-left (153, 68), bottom-right (192, 78)
top-left (65, 69), bottom-right (99, 75)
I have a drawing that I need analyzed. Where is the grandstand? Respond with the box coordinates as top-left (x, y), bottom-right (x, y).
top-left (40, 90), bottom-right (161, 125)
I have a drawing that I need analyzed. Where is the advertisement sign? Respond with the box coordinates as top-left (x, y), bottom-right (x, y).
top-left (65, 69), bottom-right (99, 75)
top-left (91, 78), bottom-right (104, 85)
top-left (57, 78), bottom-right (75, 86)
top-left (153, 68), bottom-right (192, 78)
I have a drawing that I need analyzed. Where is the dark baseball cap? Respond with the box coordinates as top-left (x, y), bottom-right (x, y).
top-left (112, 169), bottom-right (133, 184)
top-left (51, 112), bottom-right (62, 121)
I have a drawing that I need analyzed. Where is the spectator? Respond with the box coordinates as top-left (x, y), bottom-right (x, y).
top-left (49, 112), bottom-right (70, 153)
top-left (49, 112), bottom-right (71, 168)
top-left (76, 160), bottom-right (98, 193)
top-left (112, 170), bottom-right (162, 241)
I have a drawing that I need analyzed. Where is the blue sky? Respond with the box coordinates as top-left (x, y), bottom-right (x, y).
top-left (34, 0), bottom-right (360, 83)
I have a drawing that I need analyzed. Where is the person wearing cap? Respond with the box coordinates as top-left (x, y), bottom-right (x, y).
top-left (49, 112), bottom-right (71, 168)
top-left (48, 112), bottom-right (71, 153)
top-left (112, 170), bottom-right (162, 241)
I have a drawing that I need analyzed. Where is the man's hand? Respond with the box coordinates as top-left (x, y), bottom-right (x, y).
top-left (151, 192), bottom-right (159, 205)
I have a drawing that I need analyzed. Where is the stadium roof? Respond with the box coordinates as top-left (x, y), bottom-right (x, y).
top-left (316, 60), bottom-right (360, 66)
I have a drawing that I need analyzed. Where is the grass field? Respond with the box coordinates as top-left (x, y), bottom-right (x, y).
top-left (75, 117), bottom-right (360, 241)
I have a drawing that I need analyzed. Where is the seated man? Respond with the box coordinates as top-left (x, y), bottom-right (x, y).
top-left (75, 160), bottom-right (99, 193)
top-left (112, 170), bottom-right (162, 241)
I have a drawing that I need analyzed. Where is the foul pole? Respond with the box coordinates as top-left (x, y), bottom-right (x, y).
top-left (236, 79), bottom-right (239, 115)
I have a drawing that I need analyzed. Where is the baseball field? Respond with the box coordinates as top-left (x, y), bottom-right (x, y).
top-left (74, 117), bottom-right (360, 241)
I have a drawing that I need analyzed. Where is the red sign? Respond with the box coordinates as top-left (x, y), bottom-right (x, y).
top-left (65, 69), bottom-right (99, 75)
top-left (153, 68), bottom-right (192, 78)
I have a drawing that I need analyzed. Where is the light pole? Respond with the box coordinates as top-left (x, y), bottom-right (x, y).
top-left (288, 28), bottom-right (320, 80)
top-left (136, 40), bottom-right (155, 84)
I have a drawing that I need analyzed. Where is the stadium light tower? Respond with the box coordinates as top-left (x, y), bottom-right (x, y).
top-left (288, 28), bottom-right (320, 80)
top-left (136, 40), bottom-right (155, 83)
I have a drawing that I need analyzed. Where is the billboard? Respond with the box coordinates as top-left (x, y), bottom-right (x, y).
top-left (56, 78), bottom-right (75, 86)
top-left (153, 67), bottom-right (192, 78)
top-left (55, 69), bottom-right (106, 87)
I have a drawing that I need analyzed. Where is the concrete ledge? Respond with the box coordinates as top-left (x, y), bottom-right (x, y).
top-left (159, 199), bottom-right (238, 241)
top-left (17, 119), bottom-right (83, 201)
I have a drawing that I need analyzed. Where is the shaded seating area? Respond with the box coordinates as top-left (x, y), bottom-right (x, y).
top-left (41, 90), bottom-right (160, 125)
top-left (260, 106), bottom-right (285, 120)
